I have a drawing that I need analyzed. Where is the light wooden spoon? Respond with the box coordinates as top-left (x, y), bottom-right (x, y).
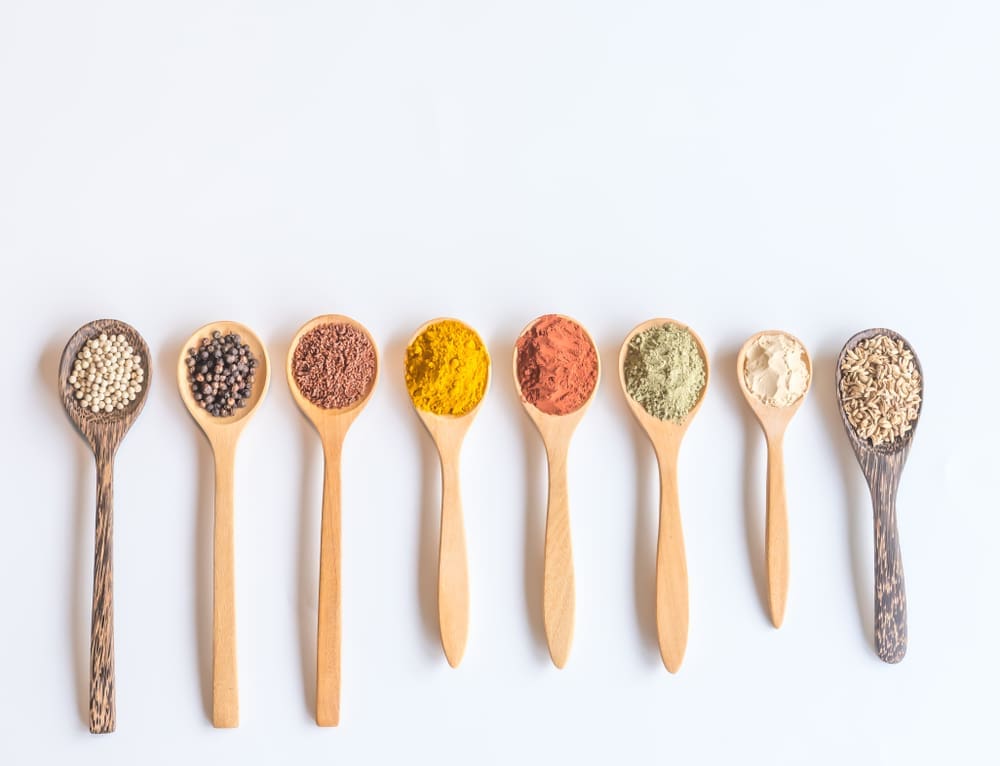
top-left (513, 315), bottom-right (600, 669)
top-left (60, 319), bottom-right (152, 734)
top-left (177, 321), bottom-right (270, 728)
top-left (406, 318), bottom-right (491, 668)
top-left (736, 331), bottom-right (812, 628)
top-left (619, 318), bottom-right (709, 673)
top-left (836, 328), bottom-right (923, 663)
top-left (287, 315), bottom-right (379, 727)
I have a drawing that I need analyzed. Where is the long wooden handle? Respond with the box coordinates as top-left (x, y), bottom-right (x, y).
top-left (438, 450), bottom-right (469, 667)
top-left (543, 441), bottom-right (575, 668)
top-left (872, 475), bottom-right (907, 663)
top-left (316, 440), bottom-right (343, 726)
top-left (765, 436), bottom-right (789, 628)
top-left (212, 442), bottom-right (239, 728)
top-left (655, 444), bottom-right (688, 673)
top-left (90, 447), bottom-right (116, 734)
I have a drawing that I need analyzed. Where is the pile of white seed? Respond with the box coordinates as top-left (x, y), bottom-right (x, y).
top-left (839, 334), bottom-right (921, 447)
top-left (69, 333), bottom-right (145, 414)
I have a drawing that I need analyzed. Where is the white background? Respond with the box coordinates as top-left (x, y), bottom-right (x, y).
top-left (1, 2), bottom-right (998, 764)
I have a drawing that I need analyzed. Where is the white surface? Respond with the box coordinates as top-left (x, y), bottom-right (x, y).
top-left (1, 2), bottom-right (998, 764)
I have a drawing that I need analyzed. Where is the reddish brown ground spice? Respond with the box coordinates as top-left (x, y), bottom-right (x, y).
top-left (515, 314), bottom-right (598, 416)
top-left (292, 322), bottom-right (376, 409)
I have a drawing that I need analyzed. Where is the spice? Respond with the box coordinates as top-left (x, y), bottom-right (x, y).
top-left (70, 332), bottom-right (145, 414)
top-left (185, 330), bottom-right (257, 417)
top-left (292, 322), bottom-right (377, 409)
top-left (624, 323), bottom-right (706, 422)
top-left (405, 320), bottom-right (489, 416)
top-left (515, 314), bottom-right (598, 416)
top-left (743, 333), bottom-right (810, 407)
top-left (840, 334), bottom-right (921, 446)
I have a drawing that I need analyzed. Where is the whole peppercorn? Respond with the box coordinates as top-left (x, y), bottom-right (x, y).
top-left (71, 332), bottom-right (145, 414)
top-left (187, 331), bottom-right (257, 417)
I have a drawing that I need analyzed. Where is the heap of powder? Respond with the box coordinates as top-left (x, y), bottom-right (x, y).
top-left (839, 334), bottom-right (921, 447)
top-left (515, 314), bottom-right (598, 416)
top-left (623, 323), bottom-right (706, 422)
top-left (70, 332), bottom-right (145, 414)
top-left (405, 320), bottom-right (490, 416)
top-left (292, 322), bottom-right (377, 409)
top-left (185, 331), bottom-right (257, 417)
top-left (743, 333), bottom-right (810, 407)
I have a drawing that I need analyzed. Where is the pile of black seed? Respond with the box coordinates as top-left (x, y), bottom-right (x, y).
top-left (186, 331), bottom-right (257, 417)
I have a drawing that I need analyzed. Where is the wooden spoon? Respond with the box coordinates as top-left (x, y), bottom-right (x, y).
top-left (619, 318), bottom-right (709, 673)
top-left (836, 328), bottom-right (923, 663)
top-left (736, 331), bottom-right (812, 628)
top-left (286, 315), bottom-right (379, 727)
top-left (59, 319), bottom-right (152, 734)
top-left (512, 315), bottom-right (600, 669)
top-left (177, 321), bottom-right (270, 727)
top-left (405, 318), bottom-right (491, 668)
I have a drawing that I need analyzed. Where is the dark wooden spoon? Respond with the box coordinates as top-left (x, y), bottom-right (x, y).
top-left (836, 328), bottom-right (923, 663)
top-left (59, 319), bottom-right (151, 733)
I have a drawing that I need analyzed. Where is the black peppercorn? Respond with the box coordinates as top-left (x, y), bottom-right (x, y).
top-left (187, 331), bottom-right (257, 417)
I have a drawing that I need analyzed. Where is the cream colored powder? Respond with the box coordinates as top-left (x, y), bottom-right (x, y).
top-left (744, 333), bottom-right (809, 407)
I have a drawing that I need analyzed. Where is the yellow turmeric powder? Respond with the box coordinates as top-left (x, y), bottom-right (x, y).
top-left (405, 319), bottom-right (490, 415)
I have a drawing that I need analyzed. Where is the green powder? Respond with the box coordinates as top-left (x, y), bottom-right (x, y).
top-left (624, 324), bottom-right (706, 422)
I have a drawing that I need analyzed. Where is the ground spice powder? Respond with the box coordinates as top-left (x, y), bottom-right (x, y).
top-left (292, 322), bottom-right (377, 409)
top-left (405, 319), bottom-right (489, 416)
top-left (515, 314), bottom-right (598, 416)
top-left (624, 323), bottom-right (706, 422)
top-left (744, 333), bottom-right (809, 408)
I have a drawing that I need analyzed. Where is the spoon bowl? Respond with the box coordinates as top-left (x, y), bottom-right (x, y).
top-left (406, 318), bottom-right (491, 668)
top-left (177, 321), bottom-right (270, 727)
top-left (618, 318), bottom-right (709, 673)
top-left (59, 318), bottom-right (152, 734)
top-left (177, 322), bottom-right (270, 439)
top-left (736, 330), bottom-right (812, 628)
top-left (287, 315), bottom-right (379, 726)
top-left (513, 314), bottom-right (600, 668)
top-left (836, 327), bottom-right (923, 663)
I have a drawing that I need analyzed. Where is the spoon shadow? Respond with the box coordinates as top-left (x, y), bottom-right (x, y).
top-left (42, 334), bottom-right (91, 727)
top-left (602, 340), bottom-right (660, 661)
top-left (269, 325), bottom-right (322, 717)
top-left (815, 348), bottom-right (873, 646)
top-left (387, 331), bottom-right (442, 661)
top-left (162, 331), bottom-right (214, 719)
top-left (716, 345), bottom-right (769, 622)
top-left (493, 329), bottom-right (549, 661)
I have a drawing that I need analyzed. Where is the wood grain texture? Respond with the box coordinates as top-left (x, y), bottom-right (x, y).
top-left (406, 318), bottom-right (489, 669)
top-left (436, 442), bottom-right (470, 668)
top-left (59, 319), bottom-right (152, 734)
top-left (735, 331), bottom-right (812, 629)
top-left (836, 327), bottom-right (922, 664)
top-left (177, 321), bottom-right (271, 727)
top-left (764, 438), bottom-right (789, 627)
top-left (542, 438), bottom-right (575, 669)
top-left (286, 315), bottom-right (379, 726)
top-left (514, 315), bottom-right (599, 670)
top-left (652, 438), bottom-right (688, 673)
top-left (619, 318), bottom-right (709, 673)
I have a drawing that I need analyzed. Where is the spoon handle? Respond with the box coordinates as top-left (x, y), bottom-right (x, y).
top-left (212, 441), bottom-right (239, 727)
top-left (871, 461), bottom-right (907, 663)
top-left (543, 440), bottom-right (575, 669)
top-left (438, 449), bottom-right (469, 667)
top-left (90, 446), bottom-right (116, 734)
top-left (655, 444), bottom-right (688, 673)
top-left (765, 436), bottom-right (789, 628)
top-left (316, 440), bottom-right (343, 726)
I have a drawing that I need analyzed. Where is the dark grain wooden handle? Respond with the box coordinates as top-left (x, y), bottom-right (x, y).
top-left (872, 477), bottom-right (907, 663)
top-left (90, 448), bottom-right (116, 734)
